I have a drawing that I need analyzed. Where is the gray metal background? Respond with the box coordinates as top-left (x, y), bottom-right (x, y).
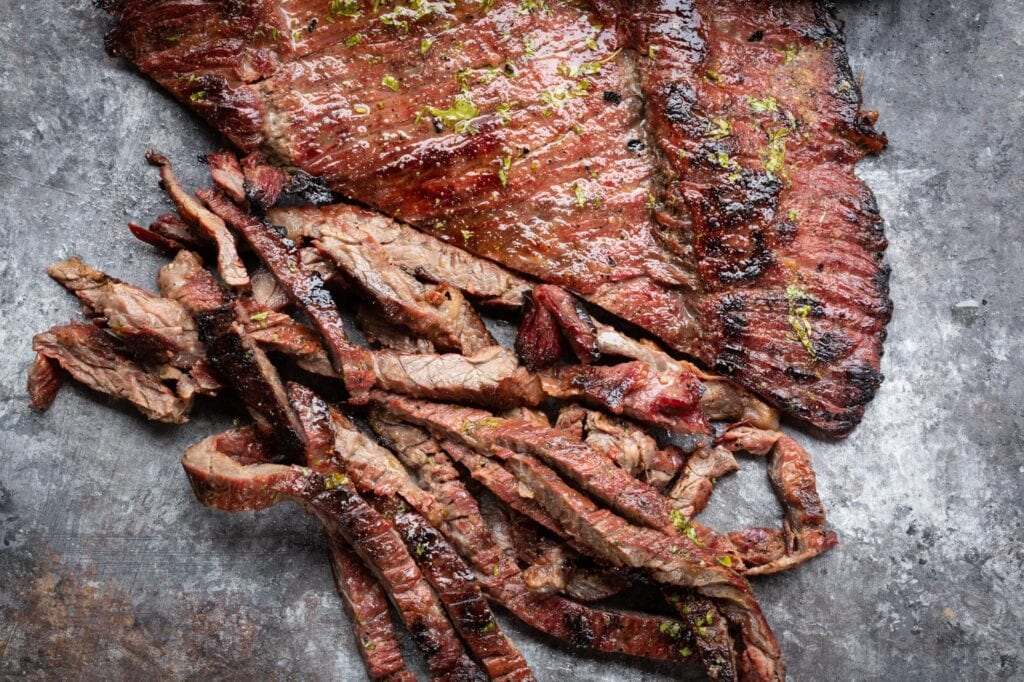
top-left (1, 2), bottom-right (1022, 680)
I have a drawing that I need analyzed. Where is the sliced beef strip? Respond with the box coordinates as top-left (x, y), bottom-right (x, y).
top-left (141, 212), bottom-right (206, 252)
top-left (196, 187), bottom-right (376, 400)
top-left (663, 589), bottom-right (738, 682)
top-left (514, 290), bottom-right (565, 372)
top-left (326, 537), bottom-right (416, 682)
top-left (367, 393), bottom-right (675, 534)
top-left (365, 412), bottom-right (697, 665)
top-left (312, 219), bottom-right (495, 354)
top-left (717, 426), bottom-right (838, 576)
top-left (241, 305), bottom-right (337, 378)
top-left (542, 362), bottom-right (710, 437)
top-left (288, 385), bottom-right (532, 682)
top-left (157, 250), bottom-right (227, 313)
top-left (27, 353), bottom-right (63, 411)
top-left (249, 266), bottom-right (290, 312)
top-left (205, 149), bottom-right (246, 204)
top-left (555, 406), bottom-right (681, 490)
top-left (146, 152), bottom-right (248, 288)
top-left (531, 285), bottom-right (600, 364)
top-left (504, 453), bottom-right (780, 681)
top-left (593, 323), bottom-right (779, 430)
top-left (667, 444), bottom-right (740, 520)
top-left (32, 323), bottom-right (191, 423)
top-left (48, 257), bottom-right (204, 368)
top-left (269, 205), bottom-right (530, 309)
top-left (356, 305), bottom-right (436, 354)
top-left (240, 151), bottom-right (289, 211)
top-left (181, 431), bottom-right (484, 681)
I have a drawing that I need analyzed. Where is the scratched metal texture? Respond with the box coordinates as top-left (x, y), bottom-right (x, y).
top-left (1, 2), bottom-right (1022, 680)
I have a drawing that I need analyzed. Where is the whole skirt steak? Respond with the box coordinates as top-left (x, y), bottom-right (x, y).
top-left (104, 0), bottom-right (891, 436)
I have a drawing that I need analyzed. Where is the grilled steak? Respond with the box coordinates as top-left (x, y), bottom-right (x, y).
top-left (32, 323), bottom-right (191, 423)
top-left (182, 429), bottom-right (486, 681)
top-left (27, 353), bottom-right (63, 410)
top-left (104, 0), bottom-right (888, 436)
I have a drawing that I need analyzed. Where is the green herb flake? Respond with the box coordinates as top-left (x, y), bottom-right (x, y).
top-left (189, 90), bottom-right (207, 102)
top-left (585, 37), bottom-right (598, 50)
top-left (415, 542), bottom-right (426, 556)
top-left (705, 118), bottom-right (732, 140)
top-left (420, 37), bottom-right (435, 54)
top-left (746, 95), bottom-right (778, 113)
top-left (492, 564), bottom-right (500, 576)
top-left (353, 103), bottom-right (371, 115)
top-left (782, 43), bottom-right (799, 64)
top-left (323, 472), bottom-right (349, 489)
top-left (519, 0), bottom-right (547, 13)
top-left (704, 69), bottom-right (721, 83)
top-left (679, 646), bottom-right (693, 658)
top-left (497, 154), bottom-right (512, 187)
top-left (249, 311), bottom-right (270, 323)
top-left (573, 181), bottom-right (587, 208)
top-left (381, 74), bottom-right (401, 91)
top-left (344, 33), bottom-right (363, 47)
top-left (716, 555), bottom-right (733, 568)
top-left (648, 44), bottom-right (660, 59)
top-left (482, 621), bottom-right (497, 633)
top-left (424, 93), bottom-right (481, 134)
top-left (762, 127), bottom-right (789, 180)
top-left (785, 284), bottom-right (817, 358)
top-left (787, 208), bottom-right (800, 222)
top-left (659, 621), bottom-right (683, 639)
top-left (329, 0), bottom-right (362, 19)
top-left (523, 36), bottom-right (536, 57)
top-left (495, 102), bottom-right (513, 125)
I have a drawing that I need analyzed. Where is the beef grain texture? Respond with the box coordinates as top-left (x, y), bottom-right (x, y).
top-left (103, 0), bottom-right (890, 436)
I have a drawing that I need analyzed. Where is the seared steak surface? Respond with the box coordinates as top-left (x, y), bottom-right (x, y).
top-left (105, 0), bottom-right (889, 436)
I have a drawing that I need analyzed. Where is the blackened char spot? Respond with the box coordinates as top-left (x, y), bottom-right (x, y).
top-left (813, 331), bottom-right (852, 363)
top-left (717, 295), bottom-right (748, 338)
top-left (603, 90), bottom-right (621, 104)
top-left (748, 30), bottom-right (764, 42)
top-left (663, 82), bottom-right (696, 123)
top-left (563, 611), bottom-right (596, 648)
top-left (846, 364), bottom-right (883, 406)
top-left (716, 230), bottom-right (774, 284)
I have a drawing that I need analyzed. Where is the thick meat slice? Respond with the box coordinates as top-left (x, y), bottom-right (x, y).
top-left (206, 149), bottom-right (246, 203)
top-left (32, 323), bottom-right (190, 423)
top-left (668, 443), bottom-right (740, 519)
top-left (326, 538), bottom-right (416, 682)
top-left (27, 353), bottom-right (63, 410)
top-left (627, 0), bottom-right (890, 435)
top-left (530, 285), bottom-right (600, 364)
top-left (270, 205), bottom-right (530, 308)
top-left (541, 362), bottom-right (710, 437)
top-left (157, 250), bottom-right (227, 313)
top-left (48, 257), bottom-right (204, 368)
top-left (146, 153), bottom-right (248, 288)
top-left (369, 393), bottom-right (676, 533)
top-left (514, 290), bottom-right (565, 372)
top-left (105, 0), bottom-right (887, 435)
top-left (312, 219), bottom-right (495, 353)
top-left (181, 430), bottom-right (484, 681)
top-left (356, 305), bottom-right (436, 354)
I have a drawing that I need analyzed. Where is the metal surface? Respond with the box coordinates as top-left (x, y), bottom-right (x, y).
top-left (1, 2), bottom-right (1022, 680)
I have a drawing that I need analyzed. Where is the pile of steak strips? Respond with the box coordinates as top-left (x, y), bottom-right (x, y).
top-left (28, 1), bottom-right (891, 680)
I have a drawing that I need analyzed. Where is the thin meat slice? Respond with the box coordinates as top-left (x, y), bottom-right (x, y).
top-left (531, 285), bottom-right (600, 364)
top-left (668, 444), bottom-right (740, 519)
top-left (369, 393), bottom-right (675, 534)
top-left (313, 220), bottom-right (495, 354)
top-left (181, 432), bottom-right (484, 681)
top-left (594, 323), bottom-right (779, 430)
top-left (206, 150), bottom-right (246, 204)
top-left (27, 353), bottom-right (63, 410)
top-left (149, 212), bottom-right (205, 252)
top-left (240, 152), bottom-right (289, 211)
top-left (32, 323), bottom-right (190, 423)
top-left (157, 250), bottom-right (226, 313)
top-left (48, 257), bottom-right (203, 368)
top-left (327, 537), bottom-right (416, 682)
top-left (249, 266), bottom-right (291, 312)
top-left (198, 187), bottom-right (376, 400)
top-left (356, 305), bottom-right (436, 354)
top-left (542, 362), bottom-right (710, 437)
top-left (288, 385), bottom-right (531, 681)
top-left (146, 152), bottom-right (248, 288)
top-left (269, 205), bottom-right (530, 308)
top-left (514, 290), bottom-right (565, 372)
top-left (505, 453), bottom-right (780, 681)
top-left (367, 413), bottom-right (698, 666)
top-left (242, 307), bottom-right (337, 378)
top-left (718, 426), bottom-right (838, 576)
top-left (663, 589), bottom-right (738, 682)
top-left (556, 406), bottom-right (681, 490)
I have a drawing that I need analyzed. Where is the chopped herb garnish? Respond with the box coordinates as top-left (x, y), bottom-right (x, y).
top-left (497, 154), bottom-right (512, 186)
top-left (420, 37), bottom-right (435, 53)
top-left (353, 103), bottom-right (371, 115)
top-left (344, 33), bottom-right (363, 47)
top-left (762, 127), bottom-right (789, 179)
top-left (704, 69), bottom-right (721, 83)
top-left (680, 646), bottom-right (693, 658)
top-left (381, 74), bottom-right (400, 91)
top-left (482, 621), bottom-right (497, 632)
top-left (495, 102), bottom-right (513, 125)
top-left (785, 284), bottom-right (817, 358)
top-left (716, 555), bottom-right (733, 568)
top-left (659, 621), bottom-right (683, 639)
top-left (523, 36), bottom-right (536, 57)
top-left (424, 93), bottom-right (481, 134)
top-left (705, 118), bottom-right (732, 140)
top-left (323, 472), bottom-right (349, 489)
top-left (519, 0), bottom-right (547, 13)
top-left (249, 311), bottom-right (270, 323)
top-left (782, 43), bottom-right (799, 64)
top-left (329, 0), bottom-right (362, 19)
top-left (189, 90), bottom-right (206, 102)
top-left (648, 44), bottom-right (660, 59)
top-left (573, 181), bottom-right (587, 208)
top-left (746, 95), bottom-right (778, 113)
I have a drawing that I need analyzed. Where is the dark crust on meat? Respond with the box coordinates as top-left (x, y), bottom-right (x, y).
top-left (27, 353), bottom-right (63, 410)
top-left (629, 0), bottom-right (891, 436)
top-left (515, 290), bottom-right (566, 371)
top-left (102, 0), bottom-right (889, 435)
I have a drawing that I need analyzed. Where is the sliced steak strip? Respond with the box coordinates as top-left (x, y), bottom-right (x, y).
top-left (327, 537), bottom-right (416, 682)
top-left (514, 290), bottom-right (565, 372)
top-left (504, 453), bottom-right (780, 681)
top-left (542, 362), bottom-right (710, 437)
top-left (240, 152), bottom-right (289, 211)
top-left (269, 205), bottom-right (530, 308)
top-left (594, 323), bottom-right (779, 429)
top-left (146, 153), bottom-right (248, 288)
top-left (158, 250), bottom-right (226, 313)
top-left (356, 305), bottom-right (436, 354)
top-left (249, 266), bottom-right (290, 312)
top-left (667, 444), bottom-right (740, 520)
top-left (531, 286), bottom-right (600, 364)
top-left (242, 307), bottom-right (337, 378)
top-left (206, 150), bottom-right (246, 204)
top-left (182, 431), bottom-right (484, 681)
top-left (32, 323), bottom-right (190, 423)
top-left (288, 386), bottom-right (531, 681)
top-left (718, 426), bottom-right (837, 576)
top-left (48, 257), bottom-right (203, 368)
top-left (663, 589), bottom-right (738, 682)
top-left (27, 353), bottom-right (63, 411)
top-left (197, 187), bottom-right (376, 400)
top-left (367, 413), bottom-right (696, 666)
top-left (368, 393), bottom-right (674, 533)
top-left (313, 221), bottom-right (495, 354)
top-left (556, 406), bottom-right (681, 490)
